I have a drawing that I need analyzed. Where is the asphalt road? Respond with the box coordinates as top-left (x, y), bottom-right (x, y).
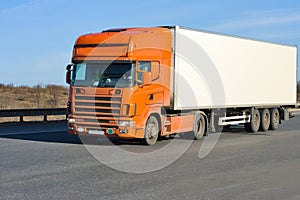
top-left (1, 117), bottom-right (300, 200)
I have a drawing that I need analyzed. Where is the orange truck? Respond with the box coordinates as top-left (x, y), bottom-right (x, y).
top-left (66, 26), bottom-right (299, 145)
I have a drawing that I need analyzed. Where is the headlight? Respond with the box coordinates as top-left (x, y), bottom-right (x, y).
top-left (119, 121), bottom-right (136, 127)
top-left (68, 118), bottom-right (76, 124)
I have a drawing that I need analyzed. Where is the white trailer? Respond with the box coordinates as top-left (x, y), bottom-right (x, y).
top-left (171, 26), bottom-right (298, 132)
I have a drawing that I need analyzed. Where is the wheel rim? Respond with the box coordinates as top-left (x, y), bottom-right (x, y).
top-left (273, 112), bottom-right (279, 125)
top-left (145, 117), bottom-right (158, 144)
top-left (253, 113), bottom-right (259, 127)
top-left (194, 114), bottom-right (205, 139)
top-left (272, 111), bottom-right (279, 128)
top-left (263, 113), bottom-right (268, 126)
top-left (263, 111), bottom-right (270, 128)
top-left (270, 109), bottom-right (280, 130)
top-left (146, 122), bottom-right (157, 139)
top-left (260, 109), bottom-right (270, 131)
top-left (197, 119), bottom-right (204, 136)
top-left (251, 109), bottom-right (260, 132)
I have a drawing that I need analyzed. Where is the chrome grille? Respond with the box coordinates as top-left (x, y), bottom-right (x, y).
top-left (74, 94), bottom-right (121, 130)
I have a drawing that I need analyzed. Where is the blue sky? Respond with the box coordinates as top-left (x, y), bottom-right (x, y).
top-left (0, 0), bottom-right (299, 86)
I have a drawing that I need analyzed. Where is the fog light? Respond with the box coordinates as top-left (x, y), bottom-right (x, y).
top-left (78, 127), bottom-right (84, 133)
top-left (119, 129), bottom-right (128, 134)
top-left (107, 128), bottom-right (114, 135)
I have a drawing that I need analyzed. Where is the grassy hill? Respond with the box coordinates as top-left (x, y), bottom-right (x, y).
top-left (0, 84), bottom-right (68, 109)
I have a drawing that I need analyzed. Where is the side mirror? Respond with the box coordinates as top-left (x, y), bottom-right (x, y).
top-left (142, 71), bottom-right (152, 86)
top-left (66, 64), bottom-right (73, 84)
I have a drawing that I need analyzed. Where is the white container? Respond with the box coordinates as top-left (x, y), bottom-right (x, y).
top-left (173, 26), bottom-right (297, 110)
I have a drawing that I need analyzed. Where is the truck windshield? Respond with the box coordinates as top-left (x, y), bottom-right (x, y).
top-left (71, 62), bottom-right (135, 88)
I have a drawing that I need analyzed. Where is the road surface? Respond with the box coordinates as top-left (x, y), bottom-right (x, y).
top-left (0, 118), bottom-right (300, 200)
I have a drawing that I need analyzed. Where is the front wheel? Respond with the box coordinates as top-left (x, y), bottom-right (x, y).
top-left (143, 116), bottom-right (159, 145)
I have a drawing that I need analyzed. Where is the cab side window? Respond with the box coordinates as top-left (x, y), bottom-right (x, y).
top-left (138, 61), bottom-right (151, 72)
top-left (137, 61), bottom-right (151, 84)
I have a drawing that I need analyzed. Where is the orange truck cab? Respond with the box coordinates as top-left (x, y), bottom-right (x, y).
top-left (66, 27), bottom-right (195, 145)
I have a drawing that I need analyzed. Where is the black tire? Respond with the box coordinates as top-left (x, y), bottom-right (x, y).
top-left (260, 109), bottom-right (270, 132)
top-left (244, 109), bottom-right (260, 133)
top-left (269, 108), bottom-right (280, 130)
top-left (143, 116), bottom-right (159, 145)
top-left (194, 113), bottom-right (206, 140)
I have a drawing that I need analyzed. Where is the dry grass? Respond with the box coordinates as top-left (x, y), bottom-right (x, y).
top-left (0, 84), bottom-right (68, 109)
top-left (0, 84), bottom-right (68, 123)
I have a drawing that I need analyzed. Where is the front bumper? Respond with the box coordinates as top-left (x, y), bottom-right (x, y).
top-left (67, 122), bottom-right (143, 139)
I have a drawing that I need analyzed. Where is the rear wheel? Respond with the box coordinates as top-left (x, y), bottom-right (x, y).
top-left (260, 109), bottom-right (270, 132)
top-left (245, 109), bottom-right (260, 133)
top-left (194, 113), bottom-right (206, 140)
top-left (143, 116), bottom-right (159, 145)
top-left (269, 108), bottom-right (280, 130)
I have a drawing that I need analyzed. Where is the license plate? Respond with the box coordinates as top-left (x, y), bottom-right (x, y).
top-left (88, 130), bottom-right (105, 135)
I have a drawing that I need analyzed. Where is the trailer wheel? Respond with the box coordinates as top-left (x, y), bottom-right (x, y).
top-left (194, 113), bottom-right (206, 140)
top-left (143, 116), bottom-right (159, 145)
top-left (269, 108), bottom-right (280, 130)
top-left (245, 109), bottom-right (260, 133)
top-left (260, 109), bottom-right (270, 132)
